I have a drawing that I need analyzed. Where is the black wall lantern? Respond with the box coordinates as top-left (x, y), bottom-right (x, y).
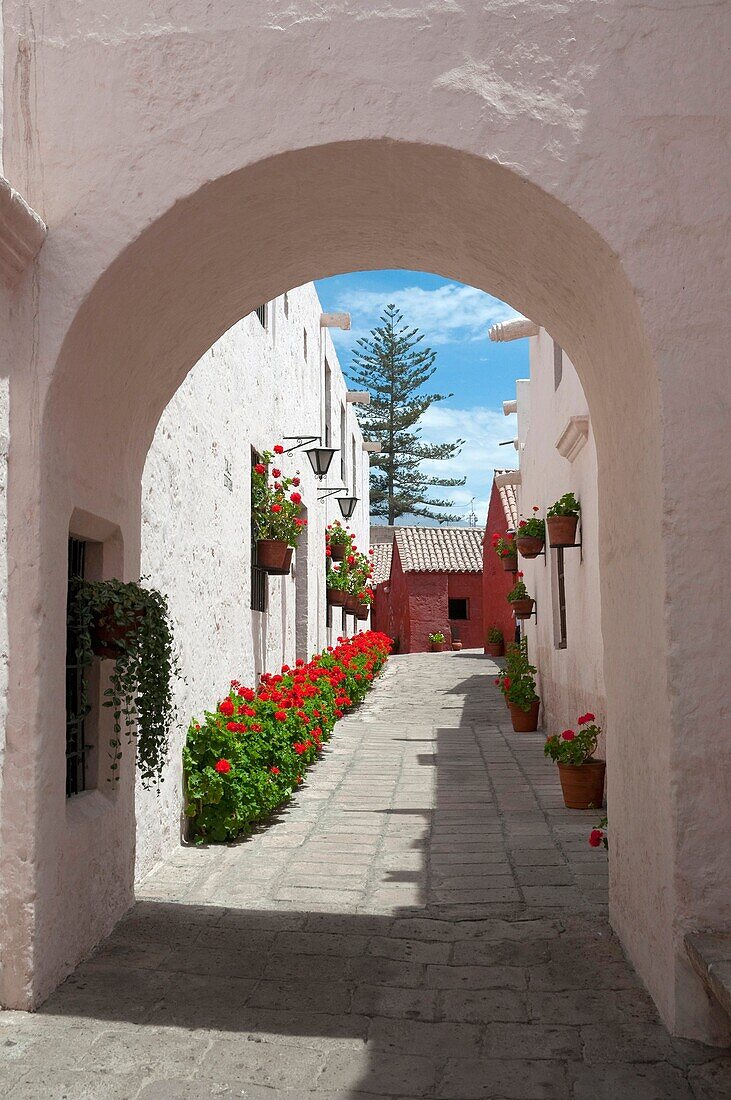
top-left (305, 446), bottom-right (338, 480)
top-left (337, 496), bottom-right (358, 520)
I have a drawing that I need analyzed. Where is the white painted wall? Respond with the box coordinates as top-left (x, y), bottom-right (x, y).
top-left (512, 330), bottom-right (605, 741)
top-left (136, 283), bottom-right (368, 879)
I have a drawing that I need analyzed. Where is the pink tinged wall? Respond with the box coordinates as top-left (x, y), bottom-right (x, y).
top-left (0, 0), bottom-right (728, 1044)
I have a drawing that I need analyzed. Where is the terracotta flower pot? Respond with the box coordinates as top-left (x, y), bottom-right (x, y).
top-left (547, 515), bottom-right (578, 547)
top-left (430, 642), bottom-right (446, 652)
top-left (265, 547), bottom-right (293, 576)
top-left (485, 641), bottom-right (504, 658)
top-left (516, 535), bottom-right (544, 559)
top-left (345, 594), bottom-right (360, 613)
top-left (356, 606), bottom-right (369, 621)
top-left (329, 543), bottom-right (346, 562)
top-left (557, 759), bottom-right (606, 810)
top-left (452, 642), bottom-right (463, 651)
top-left (257, 538), bottom-right (290, 572)
top-left (510, 597), bottom-right (535, 620)
top-left (327, 588), bottom-right (347, 607)
top-left (508, 699), bottom-right (540, 732)
top-left (91, 607), bottom-right (145, 659)
top-left (502, 553), bottom-right (518, 572)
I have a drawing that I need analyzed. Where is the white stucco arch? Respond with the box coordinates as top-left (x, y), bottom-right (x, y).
top-left (1, 2), bottom-right (728, 1044)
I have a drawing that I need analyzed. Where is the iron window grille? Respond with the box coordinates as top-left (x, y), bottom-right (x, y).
top-left (556, 546), bottom-right (568, 648)
top-left (66, 537), bottom-right (90, 797)
top-left (553, 341), bottom-right (563, 390)
top-left (255, 304), bottom-right (267, 329)
top-left (250, 449), bottom-right (268, 612)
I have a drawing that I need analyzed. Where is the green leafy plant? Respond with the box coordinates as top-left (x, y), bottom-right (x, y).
top-left (252, 447), bottom-right (307, 544)
top-left (507, 573), bottom-right (531, 603)
top-left (491, 532), bottom-right (517, 560)
top-left (516, 510), bottom-right (545, 539)
top-left (325, 521), bottom-right (353, 550)
top-left (428, 632), bottom-right (446, 644)
top-left (183, 631), bottom-right (391, 842)
top-left (487, 626), bottom-right (504, 644)
top-left (547, 492), bottom-right (580, 519)
top-left (494, 639), bottom-right (539, 711)
top-left (70, 578), bottom-right (180, 787)
top-left (544, 712), bottom-right (601, 765)
top-left (326, 563), bottom-right (351, 591)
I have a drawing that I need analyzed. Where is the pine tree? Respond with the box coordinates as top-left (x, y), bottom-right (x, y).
top-left (348, 304), bottom-right (465, 524)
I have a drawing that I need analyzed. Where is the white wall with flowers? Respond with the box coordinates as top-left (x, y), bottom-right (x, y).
top-left (136, 284), bottom-right (370, 878)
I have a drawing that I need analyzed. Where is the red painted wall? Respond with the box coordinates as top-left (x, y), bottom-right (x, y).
top-left (447, 572), bottom-right (484, 650)
top-left (482, 481), bottom-right (518, 650)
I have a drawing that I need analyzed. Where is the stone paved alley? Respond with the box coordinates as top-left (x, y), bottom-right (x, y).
top-left (1, 652), bottom-right (729, 1098)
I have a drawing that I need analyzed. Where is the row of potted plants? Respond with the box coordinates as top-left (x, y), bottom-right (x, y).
top-left (494, 640), bottom-right (540, 733)
top-left (492, 492), bottom-right (581, 570)
top-left (326, 523), bottom-right (374, 619)
top-left (183, 631), bottom-right (392, 842)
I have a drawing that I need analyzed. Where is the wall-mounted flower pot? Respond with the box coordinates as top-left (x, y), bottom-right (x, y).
top-left (516, 535), bottom-right (544, 559)
top-left (547, 515), bottom-right (578, 547)
top-left (329, 543), bottom-right (346, 562)
top-left (430, 642), bottom-right (446, 652)
top-left (485, 642), bottom-right (505, 658)
top-left (91, 607), bottom-right (145, 659)
top-left (502, 553), bottom-right (518, 572)
top-left (265, 547), bottom-right (293, 576)
top-left (345, 594), bottom-right (360, 613)
top-left (508, 699), bottom-right (540, 732)
top-left (327, 588), bottom-right (347, 607)
top-left (257, 538), bottom-right (290, 572)
top-left (356, 606), bottom-right (369, 621)
top-left (510, 597), bottom-right (535, 619)
top-left (557, 759), bottom-right (605, 809)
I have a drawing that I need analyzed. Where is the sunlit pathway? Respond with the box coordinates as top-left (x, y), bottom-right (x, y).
top-left (1, 652), bottom-right (728, 1098)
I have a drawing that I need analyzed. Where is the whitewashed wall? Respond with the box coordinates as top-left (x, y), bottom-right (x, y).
top-left (513, 330), bottom-right (606, 741)
top-left (136, 284), bottom-right (369, 879)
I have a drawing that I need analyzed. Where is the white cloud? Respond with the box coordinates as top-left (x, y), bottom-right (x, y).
top-left (328, 283), bottom-right (522, 347)
top-left (385, 404), bottom-right (518, 525)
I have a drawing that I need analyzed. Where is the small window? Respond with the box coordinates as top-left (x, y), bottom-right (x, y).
top-left (303, 328), bottom-right (308, 360)
top-left (552, 547), bottom-right (568, 649)
top-left (250, 449), bottom-right (267, 612)
top-left (66, 537), bottom-right (89, 797)
top-left (324, 360), bottom-right (332, 446)
top-left (255, 304), bottom-right (267, 329)
top-left (283, 292), bottom-right (289, 319)
top-left (553, 341), bottom-right (563, 390)
top-left (340, 405), bottom-right (346, 482)
top-left (448, 598), bottom-right (469, 620)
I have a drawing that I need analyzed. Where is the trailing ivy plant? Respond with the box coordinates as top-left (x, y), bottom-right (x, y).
top-left (69, 577), bottom-right (180, 789)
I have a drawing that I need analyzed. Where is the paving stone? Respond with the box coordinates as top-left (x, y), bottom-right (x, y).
top-left (569, 1060), bottom-right (695, 1099)
top-left (319, 1048), bottom-right (436, 1095)
top-left (426, 963), bottom-right (526, 990)
top-left (367, 1015), bottom-right (483, 1058)
top-left (436, 1056), bottom-right (569, 1098)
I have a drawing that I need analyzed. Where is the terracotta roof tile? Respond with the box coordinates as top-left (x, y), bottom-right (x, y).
top-left (392, 526), bottom-right (483, 574)
top-left (494, 469), bottom-right (519, 529)
top-left (370, 542), bottom-right (393, 585)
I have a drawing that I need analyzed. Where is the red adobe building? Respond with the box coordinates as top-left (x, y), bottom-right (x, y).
top-left (482, 471), bottom-right (520, 648)
top-left (370, 526), bottom-right (484, 652)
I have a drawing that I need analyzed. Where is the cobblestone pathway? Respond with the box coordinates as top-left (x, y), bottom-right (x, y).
top-left (2, 652), bottom-right (729, 1098)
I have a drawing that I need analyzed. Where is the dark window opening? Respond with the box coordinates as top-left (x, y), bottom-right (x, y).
top-left (66, 537), bottom-right (89, 797)
top-left (255, 304), bottom-right (267, 329)
top-left (303, 328), bottom-right (308, 360)
top-left (283, 292), bottom-right (289, 318)
top-left (553, 341), bottom-right (563, 390)
top-left (250, 449), bottom-right (268, 612)
top-left (448, 598), bottom-right (469, 620)
top-left (324, 360), bottom-right (332, 446)
top-left (556, 547), bottom-right (568, 649)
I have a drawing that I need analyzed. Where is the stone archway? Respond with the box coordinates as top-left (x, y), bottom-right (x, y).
top-left (0, 1), bottom-right (728, 1045)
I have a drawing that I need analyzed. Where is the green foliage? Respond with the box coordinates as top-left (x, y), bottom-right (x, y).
top-left (494, 639), bottom-right (539, 711)
top-left (516, 515), bottom-right (545, 539)
top-left (252, 448), bottom-right (306, 544)
top-left (70, 578), bottom-right (180, 788)
top-left (547, 492), bottom-right (580, 519)
top-left (348, 304), bottom-right (465, 524)
top-left (326, 547), bottom-right (374, 599)
top-left (325, 521), bottom-right (353, 548)
top-left (491, 533), bottom-right (517, 559)
top-left (428, 632), bottom-right (446, 643)
top-left (183, 632), bottom-right (391, 843)
top-left (544, 714), bottom-right (602, 765)
top-left (487, 626), bottom-right (504, 644)
top-left (507, 575), bottom-right (530, 602)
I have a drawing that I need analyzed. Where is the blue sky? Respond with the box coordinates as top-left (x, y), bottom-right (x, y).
top-left (315, 270), bottom-right (526, 526)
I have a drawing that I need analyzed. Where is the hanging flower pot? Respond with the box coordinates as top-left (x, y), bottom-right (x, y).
top-left (546, 494), bottom-right (580, 547)
top-left (545, 714), bottom-right (605, 809)
top-left (265, 547), bottom-right (294, 576)
top-left (508, 699), bottom-right (540, 732)
top-left (557, 760), bottom-right (606, 809)
top-left (492, 534), bottom-right (517, 572)
top-left (90, 606), bottom-right (146, 659)
top-left (502, 552), bottom-right (518, 572)
top-left (356, 605), bottom-right (369, 621)
top-left (257, 538), bottom-right (291, 573)
top-left (511, 598), bottom-right (535, 620)
top-left (345, 594), bottom-right (360, 613)
top-left (325, 520), bottom-right (352, 562)
top-left (330, 544), bottom-right (346, 562)
top-left (516, 535), bottom-right (544, 559)
top-left (327, 587), bottom-right (347, 607)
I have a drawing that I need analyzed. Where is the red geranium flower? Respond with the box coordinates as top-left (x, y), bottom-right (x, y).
top-left (274, 710), bottom-right (287, 722)
top-left (271, 468), bottom-right (281, 478)
top-left (518, 520), bottom-right (526, 528)
top-left (589, 829), bottom-right (604, 848)
top-left (273, 445), bottom-right (284, 454)
top-left (271, 503), bottom-right (282, 513)
top-left (270, 766), bottom-right (280, 775)
top-left (290, 492), bottom-right (302, 504)
top-left (533, 505), bottom-right (540, 512)
top-left (579, 712), bottom-right (595, 724)
top-left (219, 698), bottom-right (234, 716)
top-left (214, 759), bottom-right (231, 774)
top-left (292, 477), bottom-right (300, 486)
top-left (561, 729), bottom-right (575, 741)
